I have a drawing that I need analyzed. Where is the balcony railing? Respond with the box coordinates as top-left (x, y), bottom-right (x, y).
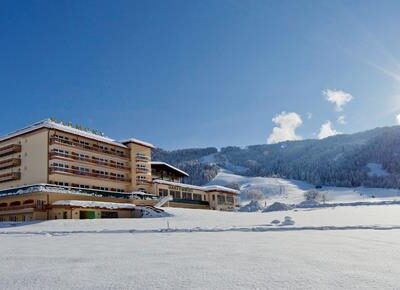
top-left (0, 158), bottom-right (21, 171)
top-left (49, 167), bottom-right (130, 182)
top-left (49, 137), bottom-right (129, 159)
top-left (136, 180), bottom-right (151, 185)
top-left (136, 167), bottom-right (149, 173)
top-left (0, 203), bottom-right (44, 212)
top-left (49, 152), bottom-right (130, 171)
top-left (135, 156), bottom-right (150, 162)
top-left (0, 144), bottom-right (21, 158)
top-left (0, 172), bottom-right (21, 183)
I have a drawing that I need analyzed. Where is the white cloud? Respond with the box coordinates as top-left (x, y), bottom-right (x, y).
top-left (318, 121), bottom-right (341, 139)
top-left (323, 89), bottom-right (354, 111)
top-left (396, 114), bottom-right (400, 125)
top-left (337, 115), bottom-right (347, 124)
top-left (307, 112), bottom-right (313, 119)
top-left (267, 112), bottom-right (303, 144)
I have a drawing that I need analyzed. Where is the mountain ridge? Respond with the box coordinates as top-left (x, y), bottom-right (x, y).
top-left (152, 125), bottom-right (400, 189)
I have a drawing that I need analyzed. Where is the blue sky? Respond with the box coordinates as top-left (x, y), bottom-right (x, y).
top-left (1, 0), bottom-right (400, 149)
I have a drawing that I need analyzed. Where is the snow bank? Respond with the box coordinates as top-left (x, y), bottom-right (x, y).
top-left (263, 202), bottom-right (292, 212)
top-left (238, 200), bottom-right (262, 212)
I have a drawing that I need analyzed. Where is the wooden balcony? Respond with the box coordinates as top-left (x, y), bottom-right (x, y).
top-left (136, 167), bottom-right (149, 174)
top-left (136, 180), bottom-right (151, 185)
top-left (49, 137), bottom-right (129, 160)
top-left (49, 152), bottom-right (130, 171)
top-left (49, 167), bottom-right (130, 182)
top-left (0, 158), bottom-right (21, 171)
top-left (0, 203), bottom-right (44, 212)
top-left (0, 172), bottom-right (21, 183)
top-left (135, 156), bottom-right (150, 162)
top-left (0, 144), bottom-right (21, 158)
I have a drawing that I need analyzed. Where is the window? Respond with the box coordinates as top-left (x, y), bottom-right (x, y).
top-left (182, 192), bottom-right (192, 200)
top-left (101, 211), bottom-right (118, 218)
top-left (217, 195), bottom-right (226, 205)
top-left (136, 175), bottom-right (146, 181)
top-left (53, 181), bottom-right (69, 186)
top-left (52, 162), bottom-right (69, 169)
top-left (170, 190), bottom-right (181, 199)
top-left (159, 189), bottom-right (169, 197)
top-left (53, 148), bottom-right (69, 155)
top-left (10, 201), bottom-right (21, 206)
top-left (193, 194), bottom-right (202, 201)
top-left (226, 196), bottom-right (234, 204)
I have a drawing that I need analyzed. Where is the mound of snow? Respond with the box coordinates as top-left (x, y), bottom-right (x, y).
top-left (263, 202), bottom-right (293, 212)
top-left (296, 199), bottom-right (321, 208)
top-left (238, 200), bottom-right (263, 212)
top-left (280, 216), bottom-right (295, 226)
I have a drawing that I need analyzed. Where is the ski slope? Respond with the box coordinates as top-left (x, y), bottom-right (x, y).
top-left (208, 170), bottom-right (400, 206)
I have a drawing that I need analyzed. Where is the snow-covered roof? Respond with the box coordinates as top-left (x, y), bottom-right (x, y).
top-left (0, 119), bottom-right (155, 149)
top-left (152, 179), bottom-right (239, 194)
top-left (0, 119), bottom-right (128, 148)
top-left (202, 185), bottom-right (239, 194)
top-left (120, 138), bottom-right (155, 148)
top-left (151, 161), bottom-right (189, 177)
top-left (52, 200), bottom-right (136, 209)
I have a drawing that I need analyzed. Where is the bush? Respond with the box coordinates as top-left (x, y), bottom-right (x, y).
top-left (304, 189), bottom-right (326, 203)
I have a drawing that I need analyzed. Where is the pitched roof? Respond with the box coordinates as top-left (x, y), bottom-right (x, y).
top-left (151, 161), bottom-right (189, 177)
top-left (120, 138), bottom-right (155, 148)
top-left (152, 179), bottom-right (239, 194)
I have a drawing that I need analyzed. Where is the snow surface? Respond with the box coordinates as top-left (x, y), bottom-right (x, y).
top-left (366, 162), bottom-right (390, 177)
top-left (209, 170), bottom-right (400, 206)
top-left (52, 200), bottom-right (136, 209)
top-left (2, 206), bottom-right (400, 289)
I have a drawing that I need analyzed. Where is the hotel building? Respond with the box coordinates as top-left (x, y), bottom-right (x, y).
top-left (0, 119), bottom-right (239, 221)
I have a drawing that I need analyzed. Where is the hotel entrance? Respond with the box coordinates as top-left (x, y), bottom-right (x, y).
top-left (79, 211), bottom-right (96, 219)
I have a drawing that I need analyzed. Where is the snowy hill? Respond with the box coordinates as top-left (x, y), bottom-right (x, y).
top-left (208, 170), bottom-right (400, 207)
top-left (153, 125), bottom-right (400, 189)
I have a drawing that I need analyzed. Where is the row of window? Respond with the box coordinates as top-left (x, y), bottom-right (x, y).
top-left (51, 181), bottom-right (125, 192)
top-left (158, 189), bottom-right (204, 201)
top-left (51, 149), bottom-right (127, 167)
top-left (51, 163), bottom-right (126, 178)
top-left (51, 134), bottom-right (127, 157)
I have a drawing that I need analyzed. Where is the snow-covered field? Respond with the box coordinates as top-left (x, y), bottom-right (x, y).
top-left (209, 170), bottom-right (400, 205)
top-left (2, 206), bottom-right (400, 289)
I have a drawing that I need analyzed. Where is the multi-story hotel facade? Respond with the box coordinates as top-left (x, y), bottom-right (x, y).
top-left (0, 119), bottom-right (239, 221)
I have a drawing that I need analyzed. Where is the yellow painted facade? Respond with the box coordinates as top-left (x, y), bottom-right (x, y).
top-left (0, 120), bottom-right (239, 220)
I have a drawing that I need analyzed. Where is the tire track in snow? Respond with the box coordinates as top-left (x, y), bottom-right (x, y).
top-left (1, 225), bottom-right (400, 236)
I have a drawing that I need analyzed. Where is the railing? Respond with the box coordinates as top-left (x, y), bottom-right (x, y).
top-left (49, 137), bottom-right (129, 159)
top-left (0, 203), bottom-right (42, 212)
top-left (136, 167), bottom-right (149, 173)
top-left (49, 152), bottom-right (130, 171)
top-left (49, 167), bottom-right (130, 182)
top-left (0, 144), bottom-right (21, 158)
top-left (0, 158), bottom-right (21, 171)
top-left (0, 172), bottom-right (21, 183)
top-left (136, 180), bottom-right (151, 185)
top-left (135, 156), bottom-right (150, 162)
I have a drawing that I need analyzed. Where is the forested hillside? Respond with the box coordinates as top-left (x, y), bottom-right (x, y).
top-left (152, 126), bottom-right (400, 188)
